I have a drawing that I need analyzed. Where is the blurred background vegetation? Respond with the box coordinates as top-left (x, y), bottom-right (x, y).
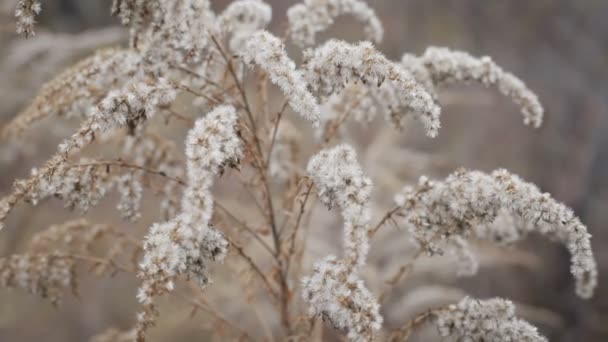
top-left (1, 1), bottom-right (607, 341)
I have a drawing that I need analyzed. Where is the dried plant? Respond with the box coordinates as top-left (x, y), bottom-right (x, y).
top-left (0, 1), bottom-right (598, 341)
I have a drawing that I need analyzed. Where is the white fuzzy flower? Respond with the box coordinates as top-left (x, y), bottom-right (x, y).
top-left (307, 144), bottom-right (372, 268)
top-left (436, 297), bottom-right (547, 342)
top-left (395, 169), bottom-right (598, 298)
top-left (304, 145), bottom-right (382, 340)
top-left (0, 254), bottom-right (75, 305)
top-left (419, 47), bottom-right (544, 128)
top-left (27, 159), bottom-right (114, 212)
top-left (219, 0), bottom-right (272, 51)
top-left (305, 40), bottom-right (441, 136)
top-left (116, 173), bottom-right (143, 222)
top-left (287, 0), bottom-right (383, 48)
top-left (90, 78), bottom-right (177, 131)
top-left (302, 255), bottom-right (382, 342)
top-left (137, 105), bottom-right (242, 339)
top-left (242, 31), bottom-right (321, 125)
top-left (15, 0), bottom-right (41, 37)
top-left (242, 31), bottom-right (320, 124)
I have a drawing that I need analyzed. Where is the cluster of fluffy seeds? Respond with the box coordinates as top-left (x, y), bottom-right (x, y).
top-left (15, 0), bottom-right (41, 37)
top-left (116, 173), bottom-right (143, 221)
top-left (0, 48), bottom-right (141, 142)
top-left (9, 131), bottom-right (181, 224)
top-left (303, 145), bottom-right (382, 340)
top-left (305, 40), bottom-right (441, 136)
top-left (136, 105), bottom-right (242, 340)
top-left (307, 144), bottom-right (372, 268)
top-left (0, 254), bottom-right (76, 305)
top-left (25, 159), bottom-right (113, 212)
top-left (394, 169), bottom-right (597, 298)
top-left (301, 256), bottom-right (382, 342)
top-left (131, 0), bottom-right (217, 67)
top-left (90, 78), bottom-right (177, 132)
top-left (418, 47), bottom-right (544, 127)
top-left (287, 0), bottom-right (383, 48)
top-left (435, 297), bottom-right (547, 342)
top-left (218, 0), bottom-right (272, 51)
top-left (242, 31), bottom-right (321, 125)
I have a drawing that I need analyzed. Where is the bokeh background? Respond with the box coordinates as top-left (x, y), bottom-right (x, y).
top-left (1, 0), bottom-right (607, 341)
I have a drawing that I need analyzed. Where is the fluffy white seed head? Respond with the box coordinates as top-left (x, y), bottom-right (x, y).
top-left (395, 169), bottom-right (598, 298)
top-left (219, 0), bottom-right (272, 51)
top-left (305, 40), bottom-right (441, 136)
top-left (15, 0), bottom-right (41, 37)
top-left (90, 78), bottom-right (177, 132)
top-left (307, 144), bottom-right (372, 268)
top-left (302, 255), bottom-right (383, 341)
top-left (287, 0), bottom-right (383, 48)
top-left (420, 46), bottom-right (544, 128)
top-left (137, 106), bottom-right (242, 339)
top-left (436, 297), bottom-right (548, 342)
top-left (242, 31), bottom-right (321, 125)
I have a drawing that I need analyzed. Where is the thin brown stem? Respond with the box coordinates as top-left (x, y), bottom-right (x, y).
top-left (176, 291), bottom-right (256, 342)
top-left (70, 160), bottom-right (187, 186)
top-left (265, 100), bottom-right (289, 169)
top-left (389, 308), bottom-right (440, 342)
top-left (369, 205), bottom-right (401, 238)
top-left (215, 201), bottom-right (276, 259)
top-left (229, 238), bottom-right (280, 300)
top-left (284, 180), bottom-right (314, 274)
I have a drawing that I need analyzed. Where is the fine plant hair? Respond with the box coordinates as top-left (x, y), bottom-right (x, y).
top-left (0, 1), bottom-right (598, 341)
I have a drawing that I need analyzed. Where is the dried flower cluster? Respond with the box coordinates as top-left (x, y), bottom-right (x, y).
top-left (287, 0), bottom-right (383, 48)
top-left (305, 40), bottom-right (441, 136)
top-left (394, 169), bottom-right (597, 299)
top-left (303, 145), bottom-right (382, 341)
top-left (242, 31), bottom-right (321, 125)
top-left (1, 0), bottom-right (598, 341)
top-left (15, 0), bottom-right (40, 37)
top-left (136, 105), bottom-right (241, 339)
top-left (435, 297), bottom-right (548, 342)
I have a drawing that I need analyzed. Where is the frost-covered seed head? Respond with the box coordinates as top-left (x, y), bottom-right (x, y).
top-left (419, 47), bottom-right (544, 128)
